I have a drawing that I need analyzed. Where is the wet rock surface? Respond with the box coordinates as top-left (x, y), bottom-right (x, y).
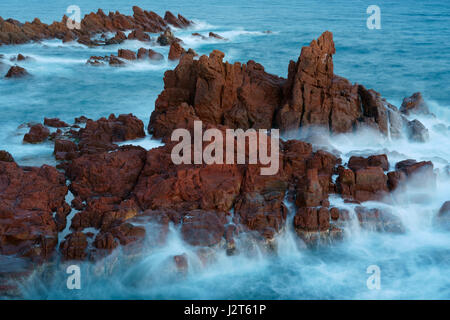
top-left (0, 29), bottom-right (442, 285)
top-left (0, 6), bottom-right (192, 46)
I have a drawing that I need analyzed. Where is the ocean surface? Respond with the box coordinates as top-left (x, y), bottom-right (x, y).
top-left (0, 0), bottom-right (449, 299)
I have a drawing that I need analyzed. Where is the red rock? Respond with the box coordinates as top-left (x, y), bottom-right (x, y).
top-left (168, 41), bottom-right (185, 60)
top-left (127, 29), bottom-right (150, 42)
top-left (192, 32), bottom-right (207, 40)
top-left (400, 92), bottom-right (430, 115)
top-left (0, 150), bottom-right (14, 162)
top-left (164, 11), bottom-right (191, 28)
top-left (353, 167), bottom-right (388, 202)
top-left (152, 31), bottom-right (402, 138)
top-left (54, 139), bottom-right (79, 161)
top-left (94, 232), bottom-right (119, 251)
top-left (0, 162), bottom-right (68, 262)
top-left (133, 143), bottom-right (244, 212)
top-left (44, 117), bottom-right (69, 128)
top-left (109, 55), bottom-right (125, 66)
top-left (118, 49), bottom-right (136, 60)
top-left (148, 49), bottom-right (164, 61)
top-left (348, 154), bottom-right (389, 171)
top-left (23, 124), bottom-right (50, 143)
top-left (137, 48), bottom-right (149, 59)
top-left (294, 206), bottom-right (343, 246)
top-left (60, 232), bottom-right (88, 261)
top-left (5, 65), bottom-right (29, 78)
top-left (209, 32), bottom-right (225, 40)
top-left (181, 210), bottom-right (227, 246)
top-left (110, 222), bottom-right (145, 246)
top-left (150, 50), bottom-right (284, 139)
top-left (66, 146), bottom-right (146, 201)
top-left (74, 114), bottom-right (145, 154)
top-left (395, 159), bottom-right (434, 177)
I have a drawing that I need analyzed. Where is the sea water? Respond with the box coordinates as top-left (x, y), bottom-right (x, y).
top-left (0, 0), bottom-right (449, 299)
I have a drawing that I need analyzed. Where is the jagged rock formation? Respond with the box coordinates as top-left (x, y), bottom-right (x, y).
top-left (149, 31), bottom-right (428, 141)
top-left (0, 6), bottom-right (192, 46)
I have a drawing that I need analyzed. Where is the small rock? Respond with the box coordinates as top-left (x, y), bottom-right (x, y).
top-left (44, 117), bottom-right (70, 128)
top-left (5, 65), bottom-right (29, 78)
top-left (23, 124), bottom-right (50, 143)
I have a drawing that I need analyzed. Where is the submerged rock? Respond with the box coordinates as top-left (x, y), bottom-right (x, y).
top-left (407, 119), bottom-right (429, 142)
top-left (435, 201), bottom-right (450, 230)
top-left (5, 65), bottom-right (29, 78)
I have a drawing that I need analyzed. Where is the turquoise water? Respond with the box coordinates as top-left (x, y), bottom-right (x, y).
top-left (0, 0), bottom-right (449, 299)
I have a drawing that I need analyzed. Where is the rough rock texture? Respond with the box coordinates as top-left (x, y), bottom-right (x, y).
top-left (60, 232), bottom-right (88, 261)
top-left (150, 31), bottom-right (415, 141)
top-left (336, 156), bottom-right (390, 203)
top-left (127, 29), bottom-right (150, 41)
top-left (150, 50), bottom-right (285, 139)
top-left (168, 41), bottom-right (185, 60)
top-left (0, 6), bottom-right (192, 46)
top-left (181, 210), bottom-right (227, 246)
top-left (348, 154), bottom-right (389, 171)
top-left (0, 162), bottom-right (69, 262)
top-left (23, 124), bottom-right (50, 143)
top-left (73, 113), bottom-right (145, 154)
top-left (66, 146), bottom-right (146, 201)
top-left (118, 49), bottom-right (137, 60)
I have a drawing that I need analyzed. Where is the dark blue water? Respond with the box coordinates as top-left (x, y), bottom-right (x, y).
top-left (0, 0), bottom-right (449, 299)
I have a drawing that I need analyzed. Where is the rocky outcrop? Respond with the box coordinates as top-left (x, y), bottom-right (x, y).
top-left (150, 31), bottom-right (420, 141)
top-left (0, 162), bottom-right (69, 262)
top-left (72, 113), bottom-right (145, 155)
top-left (149, 50), bottom-right (285, 139)
top-left (0, 6), bottom-right (192, 46)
